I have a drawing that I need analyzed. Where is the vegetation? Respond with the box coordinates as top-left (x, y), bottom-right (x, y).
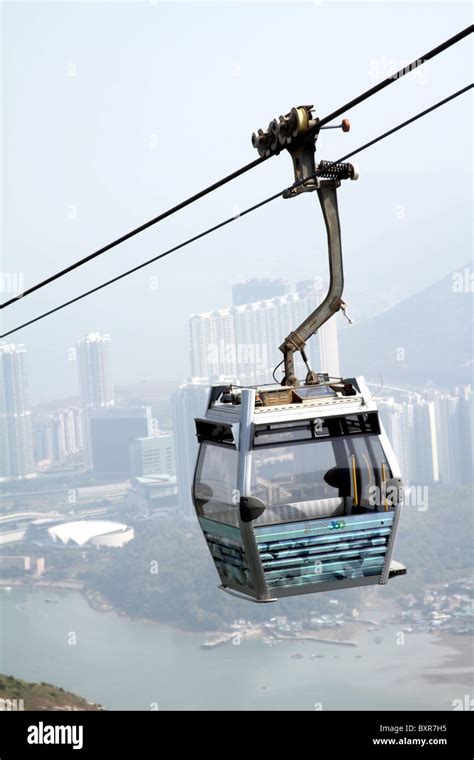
top-left (387, 484), bottom-right (473, 595)
top-left (79, 485), bottom-right (472, 630)
top-left (0, 674), bottom-right (102, 711)
top-left (2, 484), bottom-right (470, 631)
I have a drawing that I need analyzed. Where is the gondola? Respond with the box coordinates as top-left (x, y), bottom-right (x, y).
top-left (192, 105), bottom-right (407, 601)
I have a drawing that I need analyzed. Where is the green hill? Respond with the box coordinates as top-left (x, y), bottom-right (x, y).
top-left (0, 674), bottom-right (102, 711)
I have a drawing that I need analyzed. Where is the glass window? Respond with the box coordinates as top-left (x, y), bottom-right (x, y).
top-left (341, 413), bottom-right (380, 436)
top-left (250, 434), bottom-right (391, 524)
top-left (347, 435), bottom-right (391, 510)
top-left (193, 442), bottom-right (239, 525)
top-left (251, 438), bottom-right (347, 505)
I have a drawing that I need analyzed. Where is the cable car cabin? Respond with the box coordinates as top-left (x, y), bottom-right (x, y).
top-left (192, 377), bottom-right (406, 602)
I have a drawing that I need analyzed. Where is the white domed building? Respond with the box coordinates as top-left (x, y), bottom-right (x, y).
top-left (47, 520), bottom-right (134, 548)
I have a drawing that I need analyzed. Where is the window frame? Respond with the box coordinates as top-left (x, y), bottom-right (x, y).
top-left (193, 440), bottom-right (239, 523)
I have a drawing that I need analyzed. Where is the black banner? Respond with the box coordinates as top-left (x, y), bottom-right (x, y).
top-left (0, 710), bottom-right (472, 757)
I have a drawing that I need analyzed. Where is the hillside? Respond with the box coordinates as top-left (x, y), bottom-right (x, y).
top-left (0, 674), bottom-right (102, 711)
top-left (339, 263), bottom-right (473, 388)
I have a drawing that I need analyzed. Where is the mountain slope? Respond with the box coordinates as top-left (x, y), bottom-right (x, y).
top-left (339, 263), bottom-right (473, 388)
top-left (0, 674), bottom-right (102, 711)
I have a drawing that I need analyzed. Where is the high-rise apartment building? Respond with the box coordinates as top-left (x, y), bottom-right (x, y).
top-left (76, 333), bottom-right (114, 466)
top-left (378, 399), bottom-right (413, 484)
top-left (411, 400), bottom-right (439, 484)
top-left (189, 280), bottom-right (341, 385)
top-left (33, 407), bottom-right (83, 464)
top-left (129, 433), bottom-right (175, 478)
top-left (0, 343), bottom-right (35, 479)
top-left (379, 389), bottom-right (473, 488)
top-left (171, 378), bottom-right (210, 520)
top-left (89, 406), bottom-right (152, 475)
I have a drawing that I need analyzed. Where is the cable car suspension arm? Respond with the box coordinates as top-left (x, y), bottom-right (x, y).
top-left (252, 105), bottom-right (358, 386)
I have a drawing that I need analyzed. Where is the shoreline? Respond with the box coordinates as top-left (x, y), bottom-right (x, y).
top-left (422, 634), bottom-right (474, 687)
top-left (2, 579), bottom-right (473, 666)
top-left (0, 578), bottom-right (220, 634)
top-left (0, 577), bottom-right (369, 640)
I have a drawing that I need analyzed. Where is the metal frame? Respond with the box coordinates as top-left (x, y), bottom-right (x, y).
top-left (235, 389), bottom-right (273, 601)
top-left (377, 417), bottom-right (404, 585)
top-left (193, 377), bottom-right (406, 602)
top-left (280, 181), bottom-right (345, 386)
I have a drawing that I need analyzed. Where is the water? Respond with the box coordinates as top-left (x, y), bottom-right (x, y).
top-left (0, 588), bottom-right (469, 710)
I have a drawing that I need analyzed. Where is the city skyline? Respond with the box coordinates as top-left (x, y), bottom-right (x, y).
top-left (189, 278), bottom-right (341, 384)
top-left (1, 285), bottom-right (472, 503)
top-left (5, 261), bottom-right (470, 409)
top-left (379, 388), bottom-right (473, 487)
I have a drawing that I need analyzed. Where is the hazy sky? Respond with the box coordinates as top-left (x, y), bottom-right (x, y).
top-left (2, 1), bottom-right (472, 403)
